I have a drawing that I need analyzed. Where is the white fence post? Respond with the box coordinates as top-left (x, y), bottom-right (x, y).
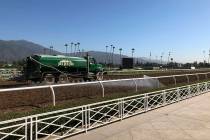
top-left (188, 85), bottom-right (191, 98)
top-left (173, 76), bottom-right (176, 86)
top-left (205, 82), bottom-right (208, 92)
top-left (98, 81), bottom-right (105, 97)
top-left (49, 86), bottom-right (56, 106)
top-left (88, 106), bottom-right (90, 129)
top-left (35, 117), bottom-right (38, 140)
top-left (1, 80), bottom-right (210, 140)
top-left (144, 94), bottom-right (148, 111)
top-left (196, 74), bottom-right (199, 81)
top-left (156, 78), bottom-right (160, 88)
top-left (85, 106), bottom-right (88, 133)
top-left (82, 107), bottom-right (84, 129)
top-left (186, 75), bottom-right (189, 84)
top-left (25, 118), bottom-right (28, 140)
top-left (30, 117), bottom-right (33, 140)
top-left (133, 79), bottom-right (138, 92)
top-left (119, 99), bottom-right (124, 120)
top-left (197, 83), bottom-right (200, 95)
top-left (162, 90), bottom-right (166, 105)
top-left (176, 87), bottom-right (180, 101)
top-left (122, 99), bottom-right (124, 119)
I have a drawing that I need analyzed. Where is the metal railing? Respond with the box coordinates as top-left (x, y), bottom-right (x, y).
top-left (0, 72), bottom-right (210, 108)
top-left (0, 81), bottom-right (210, 140)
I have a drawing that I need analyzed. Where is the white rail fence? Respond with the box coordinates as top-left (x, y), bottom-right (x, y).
top-left (0, 81), bottom-right (210, 140)
top-left (0, 72), bottom-right (210, 107)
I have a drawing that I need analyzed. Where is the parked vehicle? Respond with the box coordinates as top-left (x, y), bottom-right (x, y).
top-left (24, 54), bottom-right (104, 83)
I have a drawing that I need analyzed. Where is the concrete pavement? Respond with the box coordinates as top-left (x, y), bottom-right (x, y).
top-left (66, 92), bottom-right (210, 140)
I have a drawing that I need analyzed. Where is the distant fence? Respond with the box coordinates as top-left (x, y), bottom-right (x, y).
top-left (0, 72), bottom-right (210, 109)
top-left (0, 81), bottom-right (210, 140)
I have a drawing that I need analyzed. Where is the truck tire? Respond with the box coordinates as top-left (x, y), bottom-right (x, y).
top-left (96, 72), bottom-right (103, 81)
top-left (43, 74), bottom-right (55, 84)
top-left (68, 76), bottom-right (74, 83)
top-left (58, 74), bottom-right (68, 83)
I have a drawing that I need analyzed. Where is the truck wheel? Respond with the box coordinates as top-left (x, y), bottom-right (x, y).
top-left (68, 77), bottom-right (74, 83)
top-left (96, 72), bottom-right (103, 81)
top-left (73, 78), bottom-right (83, 83)
top-left (43, 74), bottom-right (55, 84)
top-left (58, 74), bottom-right (68, 83)
top-left (83, 78), bottom-right (93, 82)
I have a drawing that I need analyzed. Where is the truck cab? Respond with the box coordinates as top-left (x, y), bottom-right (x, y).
top-left (89, 57), bottom-right (103, 73)
top-left (84, 56), bottom-right (104, 81)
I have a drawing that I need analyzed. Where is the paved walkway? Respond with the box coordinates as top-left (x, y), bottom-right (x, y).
top-left (66, 92), bottom-right (210, 140)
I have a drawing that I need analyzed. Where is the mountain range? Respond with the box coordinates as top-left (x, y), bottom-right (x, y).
top-left (0, 40), bottom-right (60, 62)
top-left (0, 40), bottom-right (160, 64)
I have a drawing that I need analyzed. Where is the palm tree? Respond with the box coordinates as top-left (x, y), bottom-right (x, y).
top-left (64, 44), bottom-right (68, 56)
top-left (76, 42), bottom-right (80, 56)
top-left (131, 48), bottom-right (135, 58)
top-left (119, 48), bottom-right (122, 57)
top-left (110, 45), bottom-right (113, 65)
top-left (78, 49), bottom-right (81, 57)
top-left (112, 45), bottom-right (115, 65)
top-left (74, 43), bottom-right (77, 56)
top-left (77, 42), bottom-right (80, 52)
top-left (70, 42), bottom-right (74, 56)
top-left (119, 48), bottom-right (122, 65)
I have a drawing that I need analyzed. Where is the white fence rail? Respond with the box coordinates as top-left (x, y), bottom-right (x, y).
top-left (1, 81), bottom-right (210, 140)
top-left (0, 72), bottom-right (210, 107)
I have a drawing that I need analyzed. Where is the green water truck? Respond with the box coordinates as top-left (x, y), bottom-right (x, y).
top-left (24, 54), bottom-right (104, 83)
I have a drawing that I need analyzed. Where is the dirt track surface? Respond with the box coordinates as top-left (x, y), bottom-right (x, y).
top-left (0, 71), bottom-right (210, 111)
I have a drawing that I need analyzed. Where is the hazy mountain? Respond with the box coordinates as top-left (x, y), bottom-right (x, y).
top-left (87, 51), bottom-right (128, 64)
top-left (74, 51), bottom-right (161, 65)
top-left (0, 40), bottom-right (160, 64)
top-left (0, 40), bottom-right (60, 62)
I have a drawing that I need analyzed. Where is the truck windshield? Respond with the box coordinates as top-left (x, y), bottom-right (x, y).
top-left (90, 58), bottom-right (96, 64)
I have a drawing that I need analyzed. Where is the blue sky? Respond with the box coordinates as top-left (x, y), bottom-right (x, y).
top-left (1, 0), bottom-right (210, 62)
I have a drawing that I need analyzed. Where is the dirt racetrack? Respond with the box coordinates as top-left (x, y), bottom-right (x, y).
top-left (0, 72), bottom-right (210, 111)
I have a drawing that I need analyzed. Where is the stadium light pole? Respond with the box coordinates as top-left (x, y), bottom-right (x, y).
top-left (132, 48), bottom-right (135, 66)
top-left (64, 44), bottom-right (68, 56)
top-left (77, 42), bottom-right (80, 52)
top-left (119, 48), bottom-right (122, 65)
top-left (112, 46), bottom-right (115, 66)
top-left (74, 43), bottom-right (77, 56)
top-left (110, 45), bottom-right (113, 66)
